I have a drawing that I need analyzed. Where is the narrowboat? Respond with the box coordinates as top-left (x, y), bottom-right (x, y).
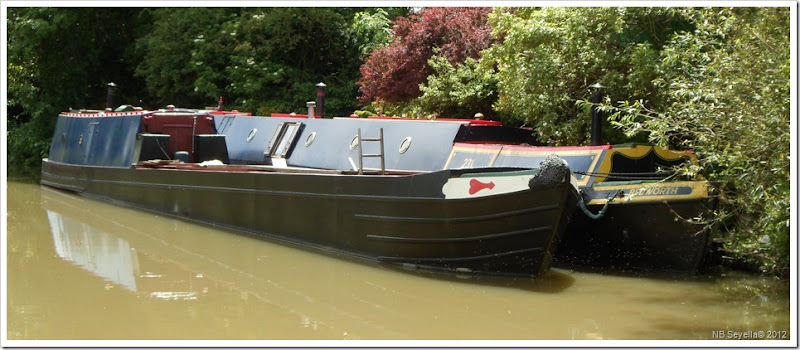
top-left (42, 82), bottom-right (713, 274)
top-left (210, 109), bottom-right (712, 273)
top-left (208, 83), bottom-right (713, 273)
top-left (442, 142), bottom-right (713, 272)
top-left (40, 105), bottom-right (580, 278)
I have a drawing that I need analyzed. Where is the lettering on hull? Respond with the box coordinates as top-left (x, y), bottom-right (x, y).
top-left (586, 181), bottom-right (706, 205)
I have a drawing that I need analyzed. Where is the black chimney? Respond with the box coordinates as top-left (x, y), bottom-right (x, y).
top-left (315, 82), bottom-right (326, 118)
top-left (106, 82), bottom-right (117, 110)
top-left (589, 83), bottom-right (605, 146)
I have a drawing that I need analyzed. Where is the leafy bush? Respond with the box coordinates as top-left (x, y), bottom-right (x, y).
top-left (416, 53), bottom-right (499, 119)
top-left (7, 8), bottom-right (150, 176)
top-left (136, 8), bottom-right (366, 116)
top-left (481, 7), bottom-right (689, 145)
top-left (357, 7), bottom-right (494, 105)
top-left (602, 8), bottom-right (790, 275)
top-left (414, 7), bottom-right (790, 274)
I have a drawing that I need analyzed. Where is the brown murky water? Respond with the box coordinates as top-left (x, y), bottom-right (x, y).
top-left (5, 180), bottom-right (792, 344)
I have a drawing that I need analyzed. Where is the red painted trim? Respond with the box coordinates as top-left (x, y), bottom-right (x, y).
top-left (366, 116), bottom-right (502, 126)
top-left (208, 110), bottom-right (252, 116)
top-left (61, 109), bottom-right (251, 118)
top-left (459, 141), bottom-right (526, 145)
top-left (59, 111), bottom-right (149, 118)
top-left (270, 113), bottom-right (321, 119)
top-left (442, 119), bottom-right (502, 126)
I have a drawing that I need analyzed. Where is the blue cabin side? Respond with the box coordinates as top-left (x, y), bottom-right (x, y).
top-left (215, 116), bottom-right (478, 172)
top-left (48, 113), bottom-right (144, 167)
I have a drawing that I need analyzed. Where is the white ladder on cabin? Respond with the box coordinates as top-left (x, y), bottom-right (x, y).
top-left (357, 128), bottom-right (385, 175)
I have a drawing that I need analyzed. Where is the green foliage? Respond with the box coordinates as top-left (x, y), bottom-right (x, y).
top-left (7, 7), bottom-right (150, 177)
top-left (417, 53), bottom-right (499, 119)
top-left (355, 99), bottom-right (426, 119)
top-left (349, 8), bottom-right (394, 58)
top-left (413, 6), bottom-right (790, 274)
top-left (135, 8), bottom-right (365, 116)
top-left (351, 109), bottom-right (374, 118)
top-left (603, 8), bottom-right (790, 275)
top-left (135, 8), bottom-right (238, 108)
top-left (481, 7), bottom-right (687, 145)
top-left (7, 115), bottom-right (52, 178)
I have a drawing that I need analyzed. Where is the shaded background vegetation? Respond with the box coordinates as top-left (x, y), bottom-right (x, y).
top-left (6, 7), bottom-right (791, 275)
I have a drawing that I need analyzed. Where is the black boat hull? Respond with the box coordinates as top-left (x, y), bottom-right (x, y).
top-left (556, 198), bottom-right (713, 272)
top-left (443, 142), bottom-right (714, 273)
top-left (41, 160), bottom-right (578, 277)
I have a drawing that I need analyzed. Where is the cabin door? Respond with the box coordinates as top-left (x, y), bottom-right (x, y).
top-left (163, 124), bottom-right (194, 161)
top-left (83, 122), bottom-right (100, 163)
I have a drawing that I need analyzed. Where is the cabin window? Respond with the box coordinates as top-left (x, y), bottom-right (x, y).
top-left (399, 137), bottom-right (412, 154)
top-left (305, 132), bottom-right (316, 147)
top-left (247, 128), bottom-right (258, 143)
top-left (274, 124), bottom-right (298, 156)
top-left (264, 122), bottom-right (303, 158)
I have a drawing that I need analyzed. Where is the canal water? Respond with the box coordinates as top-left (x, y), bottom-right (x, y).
top-left (5, 180), bottom-right (793, 344)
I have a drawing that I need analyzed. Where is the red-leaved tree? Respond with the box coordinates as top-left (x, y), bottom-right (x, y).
top-left (357, 7), bottom-right (493, 104)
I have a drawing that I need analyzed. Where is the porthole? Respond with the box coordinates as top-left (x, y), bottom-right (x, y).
top-left (247, 128), bottom-right (258, 143)
top-left (305, 132), bottom-right (317, 147)
top-left (349, 135), bottom-right (360, 150)
top-left (399, 137), bottom-right (412, 154)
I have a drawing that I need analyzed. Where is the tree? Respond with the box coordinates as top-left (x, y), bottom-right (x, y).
top-left (416, 53), bottom-right (499, 119)
top-left (134, 8), bottom-right (238, 109)
top-left (603, 7), bottom-right (791, 275)
top-left (482, 7), bottom-right (690, 145)
top-left (357, 7), bottom-right (494, 105)
top-left (349, 8), bottom-right (395, 58)
top-left (136, 8), bottom-right (368, 116)
top-left (7, 8), bottom-right (150, 177)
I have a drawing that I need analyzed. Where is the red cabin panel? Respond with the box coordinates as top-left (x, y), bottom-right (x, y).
top-left (141, 114), bottom-right (218, 162)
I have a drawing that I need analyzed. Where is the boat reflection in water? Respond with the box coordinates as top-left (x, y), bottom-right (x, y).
top-left (41, 186), bottom-right (579, 340)
top-left (47, 194), bottom-right (210, 301)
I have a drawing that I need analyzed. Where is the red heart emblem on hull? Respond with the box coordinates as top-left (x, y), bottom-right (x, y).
top-left (468, 178), bottom-right (495, 195)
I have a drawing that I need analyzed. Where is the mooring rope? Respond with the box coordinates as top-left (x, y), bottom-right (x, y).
top-left (578, 190), bottom-right (623, 220)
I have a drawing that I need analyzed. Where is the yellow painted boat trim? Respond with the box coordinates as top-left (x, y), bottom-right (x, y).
top-left (586, 181), bottom-right (709, 205)
top-left (593, 145), bottom-right (697, 184)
